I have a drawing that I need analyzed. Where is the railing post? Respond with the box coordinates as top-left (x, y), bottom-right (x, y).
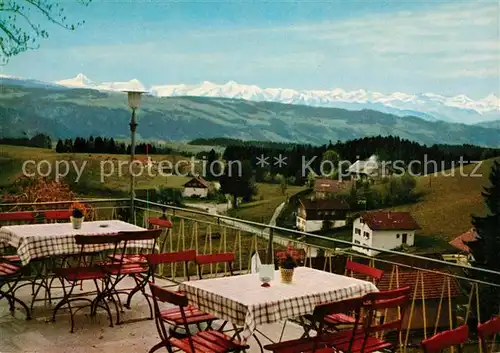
top-left (266, 228), bottom-right (274, 264)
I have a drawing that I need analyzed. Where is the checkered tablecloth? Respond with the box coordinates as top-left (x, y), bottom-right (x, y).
top-left (179, 266), bottom-right (379, 341)
top-left (0, 220), bottom-right (152, 265)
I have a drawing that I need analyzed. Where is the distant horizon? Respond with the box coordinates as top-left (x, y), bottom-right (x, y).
top-left (1, 1), bottom-right (499, 100)
top-left (2, 71), bottom-right (499, 101)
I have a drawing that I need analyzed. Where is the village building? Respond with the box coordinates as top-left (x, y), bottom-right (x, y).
top-left (296, 198), bottom-right (350, 232)
top-left (352, 211), bottom-right (420, 256)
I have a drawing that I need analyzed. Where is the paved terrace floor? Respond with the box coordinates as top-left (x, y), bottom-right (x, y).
top-left (0, 277), bottom-right (305, 353)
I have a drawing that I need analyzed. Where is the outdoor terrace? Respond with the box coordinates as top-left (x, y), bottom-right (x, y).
top-left (1, 198), bottom-right (499, 353)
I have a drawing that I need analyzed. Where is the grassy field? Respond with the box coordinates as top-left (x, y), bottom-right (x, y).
top-left (228, 183), bottom-right (306, 224)
top-left (0, 145), bottom-right (195, 194)
top-left (386, 158), bottom-right (497, 242)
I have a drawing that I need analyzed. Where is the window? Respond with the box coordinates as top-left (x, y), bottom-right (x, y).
top-left (360, 218), bottom-right (364, 224)
top-left (402, 233), bottom-right (408, 244)
top-left (363, 231), bottom-right (370, 240)
top-left (354, 240), bottom-right (360, 244)
top-left (396, 234), bottom-right (400, 238)
top-left (355, 228), bottom-right (361, 235)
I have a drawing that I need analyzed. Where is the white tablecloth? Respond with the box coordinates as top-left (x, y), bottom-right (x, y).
top-left (179, 266), bottom-right (379, 341)
top-left (0, 220), bottom-right (150, 265)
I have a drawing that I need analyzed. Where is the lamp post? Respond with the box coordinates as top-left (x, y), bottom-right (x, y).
top-left (125, 90), bottom-right (145, 222)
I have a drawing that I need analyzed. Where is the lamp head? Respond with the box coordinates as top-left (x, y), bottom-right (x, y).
top-left (125, 90), bottom-right (145, 109)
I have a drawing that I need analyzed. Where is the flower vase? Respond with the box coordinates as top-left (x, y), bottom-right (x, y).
top-left (280, 267), bottom-right (294, 284)
top-left (70, 216), bottom-right (83, 229)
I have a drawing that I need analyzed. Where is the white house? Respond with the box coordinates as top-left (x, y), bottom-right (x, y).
top-left (181, 176), bottom-right (209, 198)
top-left (296, 198), bottom-right (350, 233)
top-left (352, 211), bottom-right (420, 256)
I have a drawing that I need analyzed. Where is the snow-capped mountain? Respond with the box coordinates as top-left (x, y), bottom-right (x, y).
top-left (10, 73), bottom-right (500, 125)
top-left (149, 81), bottom-right (500, 124)
top-left (55, 73), bottom-right (146, 92)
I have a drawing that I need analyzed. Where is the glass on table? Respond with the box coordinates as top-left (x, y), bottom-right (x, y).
top-left (259, 264), bottom-right (275, 287)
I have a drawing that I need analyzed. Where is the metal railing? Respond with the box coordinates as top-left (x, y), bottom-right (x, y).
top-left (1, 197), bottom-right (498, 352)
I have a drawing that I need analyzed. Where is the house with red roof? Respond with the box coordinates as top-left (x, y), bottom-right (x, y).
top-left (352, 211), bottom-right (421, 256)
top-left (181, 176), bottom-right (209, 198)
top-left (313, 179), bottom-right (353, 199)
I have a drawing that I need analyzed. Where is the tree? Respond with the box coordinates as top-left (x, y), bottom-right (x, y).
top-left (0, 0), bottom-right (91, 64)
top-left (321, 149), bottom-right (340, 178)
top-left (468, 160), bottom-right (500, 323)
top-left (55, 139), bottom-right (64, 153)
top-left (275, 174), bottom-right (287, 195)
top-left (155, 187), bottom-right (183, 207)
top-left (219, 160), bottom-right (256, 208)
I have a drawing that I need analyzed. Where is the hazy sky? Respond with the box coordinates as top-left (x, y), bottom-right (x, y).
top-left (2, 0), bottom-right (499, 98)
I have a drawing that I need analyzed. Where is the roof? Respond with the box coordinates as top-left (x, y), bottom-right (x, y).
top-left (300, 198), bottom-right (350, 211)
top-left (184, 176), bottom-right (209, 188)
top-left (377, 269), bottom-right (462, 300)
top-left (449, 228), bottom-right (479, 254)
top-left (347, 155), bottom-right (379, 174)
top-left (314, 179), bottom-right (352, 193)
top-left (358, 211), bottom-right (420, 231)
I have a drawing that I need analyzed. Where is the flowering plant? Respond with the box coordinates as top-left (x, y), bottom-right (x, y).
top-left (276, 243), bottom-right (303, 269)
top-left (70, 202), bottom-right (87, 218)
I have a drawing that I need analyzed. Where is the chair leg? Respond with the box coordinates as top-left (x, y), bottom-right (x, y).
top-left (148, 341), bottom-right (172, 353)
top-left (1, 290), bottom-right (31, 320)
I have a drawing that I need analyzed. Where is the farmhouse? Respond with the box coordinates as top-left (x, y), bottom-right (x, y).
top-left (296, 198), bottom-right (350, 233)
top-left (313, 179), bottom-right (352, 199)
top-left (352, 211), bottom-right (420, 256)
top-left (446, 227), bottom-right (479, 264)
top-left (181, 176), bottom-right (209, 198)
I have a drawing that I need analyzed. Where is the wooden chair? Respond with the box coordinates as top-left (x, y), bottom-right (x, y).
top-left (51, 234), bottom-right (121, 332)
top-left (101, 229), bottom-right (162, 324)
top-left (478, 316), bottom-right (500, 353)
top-left (322, 260), bottom-right (384, 329)
top-left (148, 283), bottom-right (249, 353)
top-left (421, 325), bottom-right (469, 353)
top-left (329, 286), bottom-right (411, 353)
top-left (0, 211), bottom-right (35, 263)
top-left (0, 256), bottom-right (31, 320)
top-left (195, 253), bottom-right (235, 279)
top-left (43, 210), bottom-right (72, 222)
top-left (264, 296), bottom-right (365, 353)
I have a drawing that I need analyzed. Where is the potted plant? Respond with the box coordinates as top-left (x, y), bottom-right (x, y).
top-left (279, 254), bottom-right (298, 284)
top-left (70, 202), bottom-right (86, 229)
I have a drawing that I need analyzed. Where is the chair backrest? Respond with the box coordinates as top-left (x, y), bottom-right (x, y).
top-left (421, 325), bottom-right (469, 353)
top-left (147, 250), bottom-right (196, 281)
top-left (345, 259), bottom-right (384, 284)
top-left (478, 316), bottom-right (500, 353)
top-left (358, 287), bottom-right (411, 352)
top-left (149, 282), bottom-right (194, 352)
top-left (0, 211), bottom-right (35, 223)
top-left (196, 252), bottom-right (235, 278)
top-left (118, 228), bottom-right (163, 242)
top-left (43, 210), bottom-right (72, 221)
top-left (313, 296), bottom-right (365, 352)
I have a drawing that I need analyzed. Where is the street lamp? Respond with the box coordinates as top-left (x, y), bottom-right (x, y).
top-left (124, 89), bottom-right (146, 221)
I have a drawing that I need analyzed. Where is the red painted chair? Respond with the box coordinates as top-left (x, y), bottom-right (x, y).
top-left (478, 316), bottom-right (500, 353)
top-left (323, 260), bottom-right (384, 328)
top-left (100, 229), bottom-right (162, 324)
top-left (146, 251), bottom-right (217, 338)
top-left (51, 234), bottom-right (119, 332)
top-left (43, 210), bottom-right (72, 222)
top-left (195, 253), bottom-right (235, 279)
top-left (0, 258), bottom-right (31, 320)
top-left (264, 296), bottom-right (365, 353)
top-left (421, 325), bottom-right (469, 353)
top-left (0, 211), bottom-right (35, 263)
top-left (329, 286), bottom-right (411, 353)
top-left (148, 217), bottom-right (173, 253)
top-left (148, 283), bottom-right (249, 353)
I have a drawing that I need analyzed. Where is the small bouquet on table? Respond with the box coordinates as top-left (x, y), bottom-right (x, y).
top-left (70, 202), bottom-right (87, 229)
top-left (278, 244), bottom-right (299, 284)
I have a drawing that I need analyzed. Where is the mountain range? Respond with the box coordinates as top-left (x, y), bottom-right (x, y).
top-left (47, 73), bottom-right (500, 125)
top-left (0, 77), bottom-right (499, 147)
